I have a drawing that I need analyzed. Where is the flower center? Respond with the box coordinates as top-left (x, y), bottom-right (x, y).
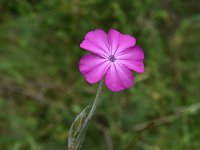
top-left (109, 55), bottom-right (116, 62)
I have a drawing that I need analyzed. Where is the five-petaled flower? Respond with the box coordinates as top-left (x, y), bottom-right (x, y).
top-left (79, 29), bottom-right (144, 92)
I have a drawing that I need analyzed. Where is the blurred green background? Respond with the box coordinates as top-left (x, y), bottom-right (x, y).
top-left (0, 0), bottom-right (200, 150)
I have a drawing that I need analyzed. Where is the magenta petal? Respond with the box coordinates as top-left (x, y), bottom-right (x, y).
top-left (118, 60), bottom-right (144, 73)
top-left (108, 29), bottom-right (136, 55)
top-left (117, 45), bottom-right (144, 60)
top-left (79, 54), bottom-right (110, 84)
top-left (107, 29), bottom-right (120, 55)
top-left (80, 29), bottom-right (109, 57)
top-left (117, 46), bottom-right (144, 73)
top-left (105, 63), bottom-right (134, 92)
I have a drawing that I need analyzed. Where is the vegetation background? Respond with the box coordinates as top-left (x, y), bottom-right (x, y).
top-left (0, 0), bottom-right (200, 150)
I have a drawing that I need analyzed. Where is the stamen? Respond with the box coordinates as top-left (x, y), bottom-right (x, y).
top-left (109, 55), bottom-right (116, 62)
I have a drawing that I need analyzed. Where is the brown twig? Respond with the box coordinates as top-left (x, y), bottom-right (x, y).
top-left (124, 102), bottom-right (200, 150)
top-left (97, 124), bottom-right (114, 150)
top-left (134, 102), bottom-right (200, 132)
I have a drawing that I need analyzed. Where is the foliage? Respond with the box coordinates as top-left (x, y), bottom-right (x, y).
top-left (0, 0), bottom-right (200, 149)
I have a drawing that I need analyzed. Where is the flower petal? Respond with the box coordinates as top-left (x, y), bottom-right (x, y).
top-left (79, 54), bottom-right (110, 84)
top-left (80, 29), bottom-right (109, 57)
top-left (105, 63), bottom-right (134, 92)
top-left (108, 29), bottom-right (136, 55)
top-left (117, 46), bottom-right (144, 73)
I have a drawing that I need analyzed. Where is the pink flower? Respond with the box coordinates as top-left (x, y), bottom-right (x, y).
top-left (79, 29), bottom-right (144, 92)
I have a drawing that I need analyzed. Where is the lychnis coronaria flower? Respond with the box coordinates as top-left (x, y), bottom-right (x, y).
top-left (79, 29), bottom-right (144, 92)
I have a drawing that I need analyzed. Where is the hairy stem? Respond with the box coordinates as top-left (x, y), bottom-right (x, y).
top-left (68, 80), bottom-right (103, 150)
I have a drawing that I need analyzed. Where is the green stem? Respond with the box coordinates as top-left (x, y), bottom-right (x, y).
top-left (87, 79), bottom-right (103, 120)
top-left (68, 80), bottom-right (103, 150)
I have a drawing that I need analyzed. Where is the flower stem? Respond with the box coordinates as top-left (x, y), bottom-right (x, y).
top-left (68, 80), bottom-right (103, 150)
top-left (87, 79), bottom-right (103, 120)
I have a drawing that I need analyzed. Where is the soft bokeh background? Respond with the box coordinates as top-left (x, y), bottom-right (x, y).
top-left (0, 0), bottom-right (200, 150)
